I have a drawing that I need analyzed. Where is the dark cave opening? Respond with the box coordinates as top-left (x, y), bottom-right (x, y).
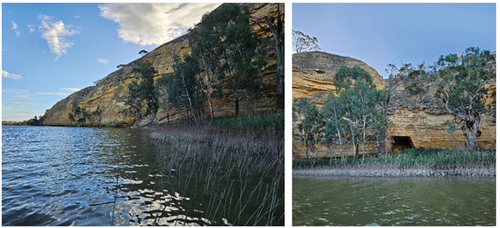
top-left (391, 136), bottom-right (414, 153)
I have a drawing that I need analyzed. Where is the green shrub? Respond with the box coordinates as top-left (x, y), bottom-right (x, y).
top-left (212, 111), bottom-right (284, 135)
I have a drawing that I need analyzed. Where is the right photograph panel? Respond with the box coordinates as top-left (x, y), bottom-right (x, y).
top-left (291, 3), bottom-right (496, 226)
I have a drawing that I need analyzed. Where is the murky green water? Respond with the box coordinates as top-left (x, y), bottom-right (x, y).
top-left (293, 176), bottom-right (495, 226)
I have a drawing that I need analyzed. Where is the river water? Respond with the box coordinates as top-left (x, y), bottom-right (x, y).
top-left (293, 176), bottom-right (495, 226)
top-left (2, 126), bottom-right (283, 226)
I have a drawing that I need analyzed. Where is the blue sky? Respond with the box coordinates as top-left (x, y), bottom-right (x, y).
top-left (292, 3), bottom-right (496, 78)
top-left (2, 3), bottom-right (221, 121)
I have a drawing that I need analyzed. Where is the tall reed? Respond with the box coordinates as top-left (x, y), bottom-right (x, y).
top-left (149, 118), bottom-right (284, 226)
top-left (294, 147), bottom-right (495, 177)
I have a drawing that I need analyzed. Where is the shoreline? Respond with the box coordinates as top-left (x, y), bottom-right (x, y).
top-left (293, 167), bottom-right (496, 177)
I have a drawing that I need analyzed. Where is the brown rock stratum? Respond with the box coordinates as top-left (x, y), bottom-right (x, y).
top-left (43, 3), bottom-right (283, 127)
top-left (292, 52), bottom-right (495, 158)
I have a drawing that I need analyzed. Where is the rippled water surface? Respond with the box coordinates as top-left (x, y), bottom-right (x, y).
top-left (293, 176), bottom-right (495, 226)
top-left (2, 126), bottom-right (282, 226)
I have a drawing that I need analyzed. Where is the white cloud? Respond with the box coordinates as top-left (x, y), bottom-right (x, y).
top-left (3, 89), bottom-right (29, 94)
top-left (38, 14), bottom-right (79, 59)
top-left (98, 59), bottom-right (110, 64)
top-left (28, 24), bottom-right (36, 32)
top-left (36, 88), bottom-right (80, 96)
top-left (2, 70), bottom-right (23, 79)
top-left (99, 3), bottom-right (221, 46)
top-left (37, 92), bottom-right (68, 96)
top-left (60, 88), bottom-right (80, 92)
top-left (4, 102), bottom-right (36, 106)
top-left (11, 21), bottom-right (20, 36)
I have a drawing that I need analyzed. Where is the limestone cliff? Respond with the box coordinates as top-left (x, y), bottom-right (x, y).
top-left (292, 52), bottom-right (496, 158)
top-left (43, 3), bottom-right (283, 126)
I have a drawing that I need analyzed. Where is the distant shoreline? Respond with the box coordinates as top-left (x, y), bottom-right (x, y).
top-left (293, 167), bottom-right (496, 177)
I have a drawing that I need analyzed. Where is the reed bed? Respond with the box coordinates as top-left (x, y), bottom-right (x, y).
top-left (148, 117), bottom-right (284, 226)
top-left (294, 147), bottom-right (495, 177)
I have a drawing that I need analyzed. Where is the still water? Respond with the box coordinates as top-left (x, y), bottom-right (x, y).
top-left (3, 126), bottom-right (282, 226)
top-left (293, 176), bottom-right (495, 226)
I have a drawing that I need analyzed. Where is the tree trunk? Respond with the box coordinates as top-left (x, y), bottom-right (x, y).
top-left (275, 36), bottom-right (284, 112)
top-left (353, 141), bottom-right (359, 162)
top-left (377, 136), bottom-right (386, 157)
top-left (235, 92), bottom-right (239, 116)
top-left (304, 136), bottom-right (309, 167)
top-left (133, 106), bottom-right (142, 121)
top-left (208, 92), bottom-right (214, 124)
top-left (328, 145), bottom-right (333, 166)
top-left (361, 118), bottom-right (366, 164)
top-left (201, 54), bottom-right (214, 124)
top-left (274, 3), bottom-right (284, 112)
top-left (465, 115), bottom-right (481, 150)
top-left (149, 109), bottom-right (157, 125)
top-left (337, 128), bottom-right (344, 165)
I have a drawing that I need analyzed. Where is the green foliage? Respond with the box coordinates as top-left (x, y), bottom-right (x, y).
top-left (164, 3), bottom-right (269, 120)
top-left (251, 3), bottom-right (285, 111)
top-left (120, 60), bottom-right (158, 123)
top-left (321, 92), bottom-right (348, 145)
top-left (332, 65), bottom-right (386, 162)
top-left (160, 54), bottom-right (206, 123)
top-left (13, 115), bottom-right (45, 126)
top-left (68, 105), bottom-right (102, 126)
top-left (434, 47), bottom-right (496, 150)
top-left (293, 97), bottom-right (323, 166)
top-left (435, 47), bottom-right (495, 113)
top-left (405, 81), bottom-right (425, 94)
top-left (292, 97), bottom-right (322, 145)
top-left (208, 3), bottom-right (267, 116)
top-left (132, 60), bottom-right (159, 114)
top-left (212, 111), bottom-right (284, 135)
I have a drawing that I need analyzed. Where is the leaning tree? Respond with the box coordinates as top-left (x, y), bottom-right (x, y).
top-left (434, 47), bottom-right (496, 150)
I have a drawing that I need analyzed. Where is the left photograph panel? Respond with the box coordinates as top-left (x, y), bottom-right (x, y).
top-left (2, 3), bottom-right (284, 226)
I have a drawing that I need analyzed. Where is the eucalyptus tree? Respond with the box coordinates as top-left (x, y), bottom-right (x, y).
top-left (131, 60), bottom-right (159, 124)
top-left (252, 3), bottom-right (285, 112)
top-left (293, 97), bottom-right (322, 167)
top-left (190, 15), bottom-right (220, 123)
top-left (333, 65), bottom-right (385, 163)
top-left (434, 47), bottom-right (496, 150)
top-left (210, 3), bottom-right (266, 116)
top-left (165, 54), bottom-right (205, 123)
top-left (321, 92), bottom-right (348, 165)
top-left (121, 82), bottom-right (144, 121)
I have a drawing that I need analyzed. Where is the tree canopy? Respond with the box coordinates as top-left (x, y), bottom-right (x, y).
top-left (434, 47), bottom-right (496, 150)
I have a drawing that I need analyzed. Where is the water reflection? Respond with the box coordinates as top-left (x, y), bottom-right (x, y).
top-left (4, 126), bottom-right (263, 226)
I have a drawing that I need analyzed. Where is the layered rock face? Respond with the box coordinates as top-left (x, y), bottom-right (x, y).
top-left (292, 52), bottom-right (496, 158)
top-left (43, 3), bottom-right (282, 127)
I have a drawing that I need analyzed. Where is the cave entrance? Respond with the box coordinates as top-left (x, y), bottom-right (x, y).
top-left (391, 136), bottom-right (414, 153)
